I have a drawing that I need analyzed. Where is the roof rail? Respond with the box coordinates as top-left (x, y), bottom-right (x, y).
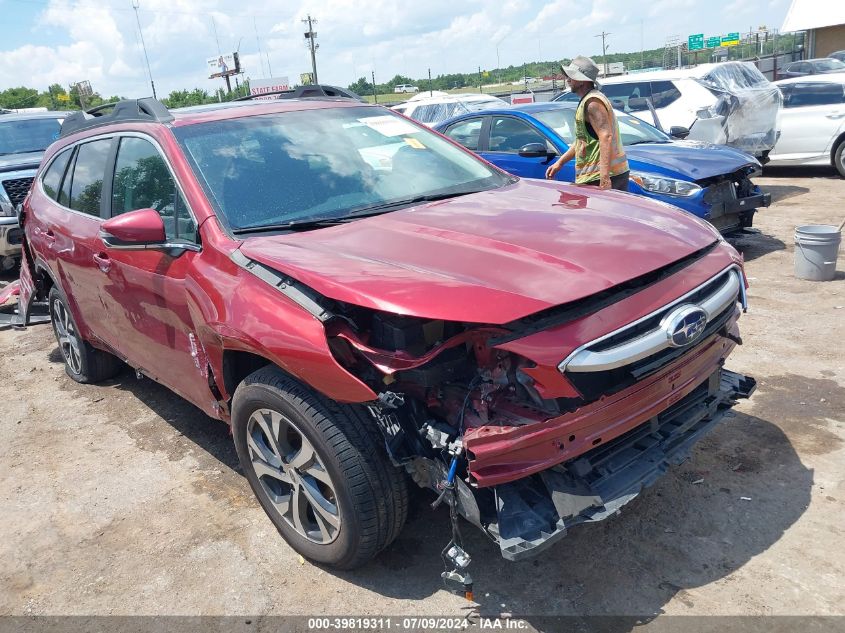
top-left (234, 84), bottom-right (365, 103)
top-left (60, 98), bottom-right (174, 138)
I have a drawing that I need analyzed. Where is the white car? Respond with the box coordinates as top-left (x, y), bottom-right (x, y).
top-left (391, 93), bottom-right (509, 126)
top-left (769, 73), bottom-right (845, 177)
top-left (394, 84), bottom-right (419, 94)
top-left (596, 62), bottom-right (781, 159)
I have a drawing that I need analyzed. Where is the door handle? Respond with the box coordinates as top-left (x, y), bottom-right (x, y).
top-left (826, 112), bottom-right (845, 119)
top-left (93, 252), bottom-right (111, 273)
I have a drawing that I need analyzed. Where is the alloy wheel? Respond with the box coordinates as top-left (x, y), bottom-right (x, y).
top-left (53, 298), bottom-right (82, 375)
top-left (246, 408), bottom-right (341, 544)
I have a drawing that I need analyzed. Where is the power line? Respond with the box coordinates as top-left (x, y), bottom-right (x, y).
top-left (6, 0), bottom-right (289, 19)
top-left (253, 16), bottom-right (266, 78)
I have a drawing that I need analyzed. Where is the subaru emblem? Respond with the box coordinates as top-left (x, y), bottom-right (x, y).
top-left (663, 305), bottom-right (708, 348)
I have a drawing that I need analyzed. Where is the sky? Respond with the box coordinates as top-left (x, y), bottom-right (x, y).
top-left (0, 0), bottom-right (793, 99)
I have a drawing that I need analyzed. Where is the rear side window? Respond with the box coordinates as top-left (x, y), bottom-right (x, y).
top-left (443, 118), bottom-right (484, 151)
top-left (41, 149), bottom-right (72, 200)
top-left (650, 81), bottom-right (682, 108)
top-left (783, 82), bottom-right (845, 107)
top-left (602, 82), bottom-right (652, 112)
top-left (111, 137), bottom-right (196, 241)
top-left (69, 139), bottom-right (112, 216)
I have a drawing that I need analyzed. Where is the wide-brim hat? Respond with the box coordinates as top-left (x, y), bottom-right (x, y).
top-left (561, 55), bottom-right (601, 85)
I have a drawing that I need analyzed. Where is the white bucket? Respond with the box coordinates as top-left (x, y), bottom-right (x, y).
top-left (794, 225), bottom-right (841, 282)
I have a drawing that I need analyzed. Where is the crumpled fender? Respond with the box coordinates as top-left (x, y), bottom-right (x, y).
top-left (326, 320), bottom-right (508, 375)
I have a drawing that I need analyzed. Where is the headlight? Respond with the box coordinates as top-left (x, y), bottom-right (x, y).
top-left (0, 188), bottom-right (14, 217)
top-left (630, 172), bottom-right (701, 197)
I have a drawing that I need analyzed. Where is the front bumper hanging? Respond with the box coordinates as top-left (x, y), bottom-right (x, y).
top-left (487, 368), bottom-right (756, 561)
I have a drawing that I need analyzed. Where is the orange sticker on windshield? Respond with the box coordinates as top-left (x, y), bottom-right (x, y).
top-left (404, 137), bottom-right (425, 149)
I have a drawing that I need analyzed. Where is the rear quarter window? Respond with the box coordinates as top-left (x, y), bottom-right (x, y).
top-left (41, 148), bottom-right (73, 200)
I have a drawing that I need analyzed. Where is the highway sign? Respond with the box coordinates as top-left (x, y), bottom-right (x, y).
top-left (688, 34), bottom-right (704, 50)
top-left (721, 32), bottom-right (740, 47)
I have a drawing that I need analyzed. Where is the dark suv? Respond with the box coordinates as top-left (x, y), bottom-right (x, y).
top-left (17, 98), bottom-right (754, 583)
top-left (0, 110), bottom-right (68, 271)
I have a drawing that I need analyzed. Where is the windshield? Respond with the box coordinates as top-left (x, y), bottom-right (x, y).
top-left (817, 59), bottom-right (845, 72)
top-left (174, 105), bottom-right (511, 232)
top-left (532, 108), bottom-right (670, 146)
top-left (0, 117), bottom-right (63, 155)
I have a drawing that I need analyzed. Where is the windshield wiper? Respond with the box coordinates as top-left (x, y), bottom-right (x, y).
top-left (626, 140), bottom-right (669, 146)
top-left (231, 190), bottom-right (488, 235)
top-left (232, 217), bottom-right (350, 234)
top-left (345, 190), bottom-right (486, 216)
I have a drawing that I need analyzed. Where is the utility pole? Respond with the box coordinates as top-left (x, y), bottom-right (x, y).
top-left (595, 31), bottom-right (611, 76)
top-left (303, 15), bottom-right (319, 85)
top-left (371, 71), bottom-right (377, 104)
top-left (131, 0), bottom-right (156, 98)
top-left (428, 68), bottom-right (432, 96)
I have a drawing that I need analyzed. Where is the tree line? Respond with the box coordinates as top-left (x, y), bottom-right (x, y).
top-left (1, 33), bottom-right (800, 112)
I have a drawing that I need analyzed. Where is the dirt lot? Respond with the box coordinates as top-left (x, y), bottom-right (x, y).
top-left (1, 167), bottom-right (843, 629)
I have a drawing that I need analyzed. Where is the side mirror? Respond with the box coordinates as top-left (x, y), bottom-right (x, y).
top-left (669, 125), bottom-right (690, 139)
top-left (101, 208), bottom-right (165, 247)
top-left (100, 208), bottom-right (199, 253)
top-left (518, 143), bottom-right (551, 158)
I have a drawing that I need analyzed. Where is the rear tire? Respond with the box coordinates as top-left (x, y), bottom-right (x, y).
top-left (232, 366), bottom-right (408, 569)
top-left (834, 140), bottom-right (845, 179)
top-left (48, 287), bottom-right (123, 384)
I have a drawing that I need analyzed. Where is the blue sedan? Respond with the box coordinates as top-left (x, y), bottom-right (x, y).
top-left (434, 102), bottom-right (771, 233)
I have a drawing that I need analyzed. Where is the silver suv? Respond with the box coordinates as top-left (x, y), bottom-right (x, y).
top-left (0, 110), bottom-right (68, 270)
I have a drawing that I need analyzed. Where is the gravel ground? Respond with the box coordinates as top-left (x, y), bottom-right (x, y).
top-left (0, 167), bottom-right (843, 629)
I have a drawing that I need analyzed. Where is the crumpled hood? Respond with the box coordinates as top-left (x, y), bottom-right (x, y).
top-left (625, 141), bottom-right (758, 181)
top-left (239, 179), bottom-right (718, 323)
top-left (0, 151), bottom-right (43, 174)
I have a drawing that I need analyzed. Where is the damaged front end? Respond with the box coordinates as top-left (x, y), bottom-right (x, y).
top-left (318, 267), bottom-right (754, 579)
top-left (234, 248), bottom-right (754, 591)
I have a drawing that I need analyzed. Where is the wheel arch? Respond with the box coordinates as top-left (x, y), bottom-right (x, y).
top-left (830, 130), bottom-right (845, 163)
top-left (221, 348), bottom-right (274, 402)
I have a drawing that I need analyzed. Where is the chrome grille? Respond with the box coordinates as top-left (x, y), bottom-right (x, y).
top-left (558, 266), bottom-right (743, 402)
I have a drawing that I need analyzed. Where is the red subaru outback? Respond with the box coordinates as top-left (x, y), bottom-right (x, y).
top-left (17, 98), bottom-right (754, 583)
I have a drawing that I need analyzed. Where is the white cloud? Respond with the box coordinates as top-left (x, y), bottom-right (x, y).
top-left (0, 0), bottom-right (793, 98)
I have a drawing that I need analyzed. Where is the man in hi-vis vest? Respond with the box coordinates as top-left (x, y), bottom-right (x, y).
top-left (545, 56), bottom-right (630, 191)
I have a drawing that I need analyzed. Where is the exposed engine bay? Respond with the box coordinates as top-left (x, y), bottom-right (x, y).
top-left (231, 250), bottom-right (755, 597)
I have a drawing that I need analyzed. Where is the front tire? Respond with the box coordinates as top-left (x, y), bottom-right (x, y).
top-left (232, 366), bottom-right (408, 569)
top-left (48, 287), bottom-right (123, 383)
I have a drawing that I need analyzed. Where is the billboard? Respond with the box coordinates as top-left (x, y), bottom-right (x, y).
top-left (249, 77), bottom-right (291, 100)
top-left (207, 53), bottom-right (240, 78)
